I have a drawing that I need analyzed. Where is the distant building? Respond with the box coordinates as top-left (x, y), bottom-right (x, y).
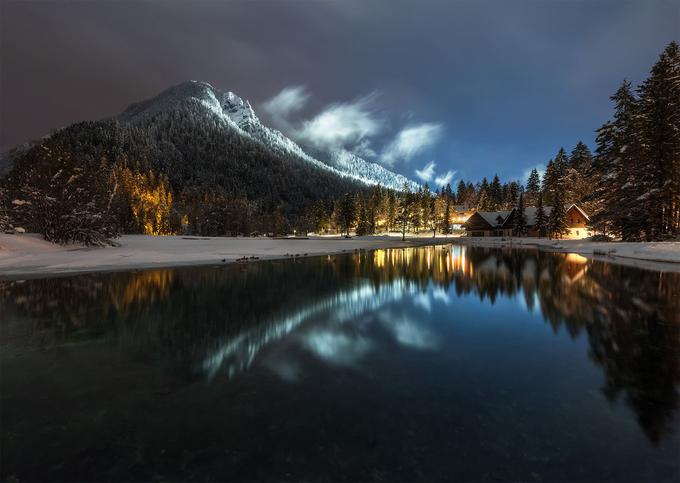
top-left (451, 205), bottom-right (476, 231)
top-left (465, 204), bottom-right (591, 239)
top-left (463, 210), bottom-right (514, 237)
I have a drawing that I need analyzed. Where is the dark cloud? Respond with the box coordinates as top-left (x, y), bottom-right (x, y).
top-left (1, 0), bottom-right (677, 181)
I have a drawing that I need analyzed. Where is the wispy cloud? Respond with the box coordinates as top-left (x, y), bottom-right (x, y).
top-left (415, 161), bottom-right (436, 182)
top-left (297, 95), bottom-right (382, 151)
top-left (262, 87), bottom-right (446, 171)
top-left (262, 85), bottom-right (310, 130)
top-left (434, 170), bottom-right (455, 187)
top-left (381, 123), bottom-right (443, 166)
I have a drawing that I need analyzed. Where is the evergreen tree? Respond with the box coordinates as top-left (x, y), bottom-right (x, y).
top-left (542, 159), bottom-right (557, 205)
top-left (386, 190), bottom-right (397, 232)
top-left (6, 139), bottom-right (120, 245)
top-left (569, 141), bottom-right (593, 171)
top-left (507, 181), bottom-right (521, 209)
top-left (337, 193), bottom-right (356, 236)
top-left (514, 192), bottom-right (527, 236)
top-left (396, 184), bottom-right (413, 241)
top-left (421, 184), bottom-right (432, 234)
top-left (355, 195), bottom-right (370, 236)
top-left (543, 148), bottom-right (568, 205)
top-left (368, 186), bottom-right (382, 234)
top-left (477, 190), bottom-right (490, 212)
top-left (0, 185), bottom-right (11, 231)
top-left (525, 168), bottom-right (541, 205)
top-left (456, 180), bottom-right (467, 205)
top-left (535, 192), bottom-right (547, 238)
top-left (429, 191), bottom-right (439, 237)
top-left (565, 141), bottom-right (593, 206)
top-left (636, 41), bottom-right (680, 239)
top-left (442, 202), bottom-right (451, 234)
top-left (479, 177), bottom-right (489, 199)
top-left (548, 184), bottom-right (568, 239)
top-left (589, 80), bottom-right (640, 239)
top-left (489, 175), bottom-right (503, 210)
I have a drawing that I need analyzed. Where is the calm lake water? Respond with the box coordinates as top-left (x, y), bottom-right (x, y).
top-left (1, 246), bottom-right (679, 482)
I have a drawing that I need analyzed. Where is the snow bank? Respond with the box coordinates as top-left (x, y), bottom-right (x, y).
top-left (454, 237), bottom-right (680, 272)
top-left (0, 234), bottom-right (449, 279)
top-left (1, 233), bottom-right (678, 279)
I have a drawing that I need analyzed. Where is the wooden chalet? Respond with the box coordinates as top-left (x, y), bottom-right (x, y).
top-left (465, 204), bottom-right (591, 239)
top-left (463, 211), bottom-right (513, 237)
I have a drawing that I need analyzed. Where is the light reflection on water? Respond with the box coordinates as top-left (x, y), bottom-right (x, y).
top-left (1, 245), bottom-right (679, 482)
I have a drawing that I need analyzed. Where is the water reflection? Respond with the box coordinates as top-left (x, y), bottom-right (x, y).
top-left (1, 245), bottom-right (679, 478)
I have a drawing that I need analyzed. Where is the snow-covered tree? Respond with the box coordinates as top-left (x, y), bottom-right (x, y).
top-left (636, 41), bottom-right (680, 239)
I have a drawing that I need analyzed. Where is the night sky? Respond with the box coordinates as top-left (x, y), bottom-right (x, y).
top-left (1, 0), bottom-right (677, 184)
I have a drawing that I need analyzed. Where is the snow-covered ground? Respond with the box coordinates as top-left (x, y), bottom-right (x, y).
top-left (1, 233), bottom-right (679, 279)
top-left (0, 234), bottom-right (453, 279)
top-left (454, 236), bottom-right (680, 272)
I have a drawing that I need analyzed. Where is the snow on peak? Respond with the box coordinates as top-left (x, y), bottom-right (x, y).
top-left (118, 81), bottom-right (418, 190)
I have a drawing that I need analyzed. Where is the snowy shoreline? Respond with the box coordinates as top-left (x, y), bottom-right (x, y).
top-left (453, 236), bottom-right (680, 272)
top-left (0, 233), bottom-right (456, 280)
top-left (1, 233), bottom-right (679, 280)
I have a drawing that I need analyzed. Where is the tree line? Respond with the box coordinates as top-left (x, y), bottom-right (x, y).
top-left (0, 42), bottom-right (677, 243)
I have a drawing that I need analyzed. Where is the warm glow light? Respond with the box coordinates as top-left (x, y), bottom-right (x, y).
top-left (565, 253), bottom-right (589, 264)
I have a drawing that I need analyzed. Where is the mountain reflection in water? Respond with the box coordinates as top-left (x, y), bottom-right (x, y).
top-left (1, 245), bottom-right (679, 481)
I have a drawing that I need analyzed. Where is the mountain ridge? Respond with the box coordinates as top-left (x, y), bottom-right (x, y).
top-left (117, 80), bottom-right (417, 190)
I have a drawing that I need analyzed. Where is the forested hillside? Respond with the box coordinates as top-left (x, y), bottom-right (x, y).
top-left (0, 110), bottom-right (367, 243)
top-left (0, 42), bottom-right (677, 244)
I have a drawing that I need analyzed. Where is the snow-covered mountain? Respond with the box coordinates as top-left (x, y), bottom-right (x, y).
top-left (119, 81), bottom-right (416, 190)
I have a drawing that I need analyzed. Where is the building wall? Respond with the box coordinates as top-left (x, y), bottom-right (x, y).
top-left (566, 206), bottom-right (588, 228)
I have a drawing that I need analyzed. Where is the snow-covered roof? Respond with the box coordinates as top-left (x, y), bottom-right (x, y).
top-left (568, 204), bottom-right (590, 221)
top-left (477, 211), bottom-right (512, 227)
top-left (506, 204), bottom-right (589, 227)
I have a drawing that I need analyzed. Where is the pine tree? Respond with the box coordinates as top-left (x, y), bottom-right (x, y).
top-left (543, 148), bottom-right (568, 205)
top-left (355, 195), bottom-right (370, 236)
top-left (386, 190), bottom-right (397, 232)
top-left (429, 191), bottom-right (439, 237)
top-left (456, 180), bottom-right (467, 205)
top-left (589, 80), bottom-right (640, 239)
top-left (421, 184), bottom-right (432, 234)
top-left (442, 201), bottom-right (451, 234)
top-left (514, 192), bottom-right (527, 236)
top-left (566, 141), bottom-right (593, 206)
top-left (525, 168), bottom-right (541, 206)
top-left (0, 185), bottom-right (11, 231)
top-left (535, 192), bottom-right (547, 238)
top-left (548, 184), bottom-right (568, 239)
top-left (337, 193), bottom-right (356, 236)
top-left (476, 190), bottom-right (490, 212)
top-left (489, 175), bottom-right (503, 210)
top-left (542, 160), bottom-right (557, 205)
top-left (396, 183), bottom-right (413, 241)
top-left (368, 186), bottom-right (382, 234)
top-left (466, 182), bottom-right (477, 207)
top-left (507, 181), bottom-right (520, 209)
top-left (636, 41), bottom-right (680, 239)
top-left (569, 141), bottom-right (593, 171)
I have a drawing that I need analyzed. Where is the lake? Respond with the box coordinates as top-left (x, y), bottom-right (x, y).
top-left (1, 245), bottom-right (679, 482)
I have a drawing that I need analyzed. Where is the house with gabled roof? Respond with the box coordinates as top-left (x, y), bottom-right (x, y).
top-left (463, 210), bottom-right (513, 237)
top-left (465, 204), bottom-right (591, 238)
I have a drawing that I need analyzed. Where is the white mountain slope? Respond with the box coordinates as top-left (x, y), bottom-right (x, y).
top-left (118, 81), bottom-right (417, 190)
